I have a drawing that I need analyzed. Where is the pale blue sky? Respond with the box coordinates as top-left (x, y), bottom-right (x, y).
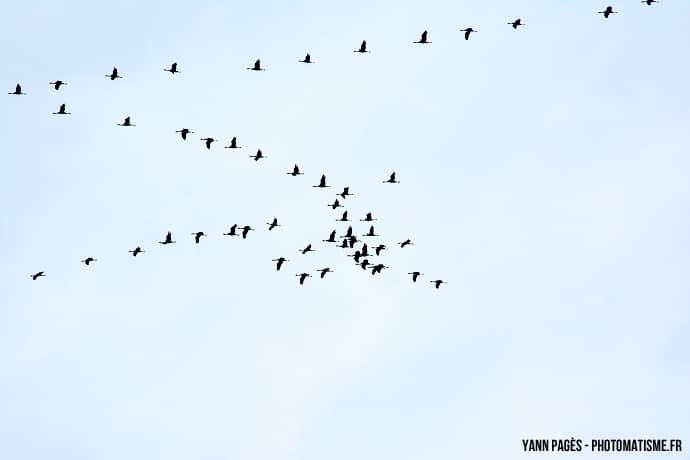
top-left (2, 1), bottom-right (689, 459)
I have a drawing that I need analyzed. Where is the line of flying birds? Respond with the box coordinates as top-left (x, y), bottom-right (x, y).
top-left (12, 2), bottom-right (662, 288)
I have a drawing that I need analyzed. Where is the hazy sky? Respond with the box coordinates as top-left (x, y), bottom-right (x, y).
top-left (2, 1), bottom-right (689, 459)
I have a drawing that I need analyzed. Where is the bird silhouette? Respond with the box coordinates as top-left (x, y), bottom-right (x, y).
top-left (317, 267), bottom-right (333, 278)
top-left (117, 116), bottom-right (135, 126)
top-left (50, 80), bottom-right (66, 90)
top-left (8, 84), bottom-right (25, 95)
top-left (348, 235), bottom-right (358, 248)
top-left (272, 257), bottom-right (288, 271)
top-left (338, 187), bottom-right (353, 199)
top-left (31, 271), bottom-right (45, 280)
top-left (223, 224), bottom-right (239, 237)
top-left (328, 199), bottom-right (342, 209)
top-left (323, 230), bottom-right (337, 243)
top-left (81, 257), bottom-right (97, 266)
top-left (176, 128), bottom-right (193, 140)
top-left (299, 53), bottom-right (313, 63)
top-left (105, 67), bottom-right (122, 80)
top-left (341, 226), bottom-right (354, 238)
top-left (370, 263), bottom-right (388, 275)
top-left (159, 231), bottom-right (176, 245)
top-left (164, 62), bottom-right (179, 74)
top-left (129, 246), bottom-right (144, 256)
top-left (414, 30), bottom-right (431, 44)
top-left (287, 164), bottom-right (303, 176)
top-left (641, 0), bottom-right (657, 4)
top-left (349, 250), bottom-right (362, 264)
top-left (224, 137), bottom-right (241, 149)
top-left (430, 280), bottom-right (447, 289)
top-left (408, 271), bottom-right (423, 282)
top-left (354, 40), bottom-right (369, 53)
top-left (240, 225), bottom-right (253, 239)
top-left (300, 244), bottom-right (315, 254)
top-left (598, 6), bottom-right (617, 17)
top-left (460, 28), bottom-right (477, 40)
top-left (337, 211), bottom-right (350, 222)
top-left (249, 149), bottom-right (265, 161)
top-left (359, 259), bottom-right (371, 270)
top-left (191, 231), bottom-right (206, 244)
top-left (267, 217), bottom-right (280, 230)
top-left (383, 172), bottom-right (399, 184)
top-left (52, 103), bottom-right (70, 115)
top-left (339, 239), bottom-right (349, 248)
top-left (248, 59), bottom-right (265, 71)
top-left (363, 225), bottom-right (378, 237)
top-left (200, 137), bottom-right (216, 149)
top-left (374, 244), bottom-right (387, 256)
top-left (296, 273), bottom-right (311, 285)
top-left (314, 175), bottom-right (329, 188)
top-left (360, 212), bottom-right (376, 222)
top-left (360, 243), bottom-right (370, 257)
top-left (399, 239), bottom-right (413, 248)
top-left (508, 18), bottom-right (524, 29)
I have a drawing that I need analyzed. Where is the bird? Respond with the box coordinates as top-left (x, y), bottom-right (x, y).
top-left (287, 164), bottom-right (303, 176)
top-left (223, 224), bottom-right (239, 236)
top-left (31, 271), bottom-right (45, 280)
top-left (299, 53), bottom-right (313, 63)
top-left (323, 230), bottom-right (337, 243)
top-left (164, 62), bottom-right (180, 74)
top-left (249, 149), bottom-right (265, 161)
top-left (360, 243), bottom-right (370, 257)
top-left (159, 231), bottom-right (176, 245)
top-left (341, 226), bottom-right (354, 238)
top-left (374, 244), bottom-right (387, 256)
top-left (314, 175), bottom-right (329, 188)
top-left (408, 271), bottom-right (423, 282)
top-left (337, 211), bottom-right (351, 222)
top-left (224, 137), bottom-right (241, 149)
top-left (354, 40), bottom-right (369, 53)
top-left (200, 137), bottom-right (216, 149)
top-left (414, 30), bottom-right (431, 44)
top-left (339, 239), bottom-right (349, 248)
top-left (328, 199), bottom-right (342, 209)
top-left (317, 267), bottom-right (333, 278)
top-left (117, 116), bottom-right (135, 126)
top-left (296, 273), bottom-right (311, 285)
top-left (399, 239), bottom-right (413, 248)
top-left (430, 280), bottom-right (447, 289)
top-left (598, 6), bottom-right (617, 18)
top-left (370, 263), bottom-right (388, 275)
top-left (360, 212), bottom-right (376, 222)
top-left (240, 225), bottom-right (253, 239)
top-left (363, 225), bottom-right (378, 237)
top-left (81, 257), bottom-right (97, 266)
top-left (641, 0), bottom-right (657, 4)
top-left (508, 18), bottom-right (524, 29)
top-left (338, 187), bottom-right (353, 199)
top-left (300, 244), bottom-right (315, 254)
top-left (359, 259), bottom-right (371, 270)
top-left (349, 250), bottom-right (362, 264)
top-left (267, 217), bottom-right (280, 230)
top-left (383, 172), bottom-right (399, 184)
top-left (129, 246), bottom-right (144, 256)
top-left (248, 59), bottom-right (265, 71)
top-left (176, 128), bottom-right (193, 140)
top-left (460, 27), bottom-right (477, 40)
top-left (49, 80), bottom-right (66, 90)
top-left (272, 257), bottom-right (288, 271)
top-left (52, 103), bottom-right (70, 115)
top-left (8, 84), bottom-right (25, 95)
top-left (105, 67), bottom-right (122, 80)
top-left (191, 231), bottom-right (206, 244)
top-left (348, 235), bottom-right (358, 248)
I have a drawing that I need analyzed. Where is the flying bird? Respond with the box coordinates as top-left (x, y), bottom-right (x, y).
top-left (299, 53), bottom-right (313, 63)
top-left (81, 257), bottom-right (97, 266)
top-left (360, 212), bottom-right (376, 222)
top-left (272, 257), bottom-right (288, 271)
top-left (223, 224), bottom-right (239, 236)
top-left (314, 175), bottom-right (329, 188)
top-left (363, 225), bottom-right (378, 237)
top-left (248, 59), bottom-right (265, 71)
top-left (641, 0), bottom-right (657, 4)
top-left (338, 187), bottom-right (353, 199)
top-left (240, 225), bottom-right (253, 239)
top-left (117, 116), bottom-right (135, 126)
top-left (399, 239), bottom-right (413, 248)
top-left (8, 84), bottom-right (25, 95)
top-left (176, 128), bottom-right (193, 140)
top-left (249, 149), bottom-right (265, 161)
top-left (348, 235), bottom-right (358, 248)
top-left (349, 250), bottom-right (362, 264)
top-left (374, 244), bottom-right (386, 256)
top-left (50, 80), bottom-right (66, 90)
top-left (267, 217), bottom-right (280, 230)
top-left (191, 231), bottom-right (206, 244)
top-left (31, 271), bottom-right (45, 280)
top-left (164, 62), bottom-right (180, 74)
top-left (339, 239), bottom-right (349, 248)
top-left (323, 230), bottom-right (337, 243)
top-left (200, 137), bottom-right (216, 149)
top-left (414, 30), bottom-right (431, 44)
top-left (341, 226), bottom-right (354, 238)
top-left (360, 243), bottom-right (370, 257)
top-left (354, 40), bottom-right (369, 53)
top-left (328, 199), bottom-right (342, 209)
top-left (370, 263), bottom-right (388, 275)
top-left (287, 164), bottom-right (303, 176)
top-left (460, 28), bottom-right (477, 40)
top-left (337, 211), bottom-right (350, 222)
top-left (508, 18), bottom-right (524, 29)
top-left (52, 103), bottom-right (70, 115)
top-left (300, 244), bottom-right (315, 254)
top-left (408, 271), bottom-right (423, 282)
top-left (359, 259), bottom-right (371, 270)
top-left (296, 273), bottom-right (311, 285)
top-left (598, 6), bottom-right (617, 17)
top-left (224, 137), bottom-right (241, 149)
top-left (105, 67), bottom-right (122, 80)
top-left (129, 246), bottom-right (144, 256)
top-left (430, 280), bottom-right (447, 289)
top-left (383, 172), bottom-right (399, 184)
top-left (317, 268), bottom-right (333, 278)
top-left (159, 231), bottom-right (176, 245)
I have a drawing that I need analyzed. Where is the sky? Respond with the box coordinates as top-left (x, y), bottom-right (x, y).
top-left (1, 0), bottom-right (689, 459)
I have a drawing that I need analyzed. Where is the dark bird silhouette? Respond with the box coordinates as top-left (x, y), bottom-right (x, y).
top-left (430, 280), bottom-right (447, 289)
top-left (159, 231), bottom-right (176, 245)
top-left (299, 53), bottom-right (313, 63)
top-left (8, 84), bottom-right (25, 95)
top-left (370, 263), bottom-right (388, 275)
top-left (296, 273), bottom-right (311, 285)
top-left (164, 62), bottom-right (179, 74)
top-left (328, 199), bottom-right (342, 209)
top-left (337, 211), bottom-right (351, 222)
top-left (200, 137), bottom-right (216, 149)
top-left (340, 239), bottom-right (349, 248)
top-left (300, 244), bottom-right (315, 254)
top-left (223, 224), bottom-right (239, 236)
top-left (359, 259), bottom-right (371, 270)
top-left (460, 27), bottom-right (477, 40)
top-left (249, 149), bottom-right (265, 161)
top-left (224, 137), bottom-right (241, 149)
top-left (317, 267), bottom-right (333, 278)
top-left (240, 225), bottom-right (254, 239)
top-left (341, 226), bottom-right (354, 238)
top-left (314, 174), bottom-right (330, 188)
top-left (323, 230), bottom-right (337, 243)
top-left (248, 59), bottom-right (265, 71)
top-left (191, 231), bottom-right (206, 244)
top-left (641, 0), bottom-right (657, 4)
top-left (348, 235), bottom-right (358, 248)
top-left (598, 6), bottom-right (617, 17)
top-left (399, 239), bottom-right (413, 248)
top-left (408, 271), bottom-right (423, 282)
top-left (383, 172), bottom-right (399, 184)
top-left (52, 103), bottom-right (70, 115)
top-left (360, 243), bottom-right (370, 257)
top-left (414, 30), bottom-right (431, 44)
top-left (267, 217), bottom-right (280, 230)
top-left (363, 225), bottom-right (378, 237)
top-left (105, 67), bottom-right (122, 80)
top-left (176, 128), bottom-right (193, 140)
top-left (272, 257), bottom-right (288, 271)
top-left (50, 80), bottom-right (66, 90)
top-left (129, 246), bottom-right (144, 256)
top-left (354, 40), bottom-right (369, 53)
top-left (374, 244), bottom-right (386, 256)
top-left (117, 116), bottom-right (135, 126)
top-left (349, 250), bottom-right (362, 263)
top-left (31, 271), bottom-right (45, 280)
top-left (360, 212), bottom-right (376, 222)
top-left (287, 164), bottom-right (303, 176)
top-left (338, 187), bottom-right (353, 199)
top-left (81, 257), bottom-right (97, 266)
top-left (508, 18), bottom-right (524, 29)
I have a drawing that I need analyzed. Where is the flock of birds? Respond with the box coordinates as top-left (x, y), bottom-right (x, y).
top-left (11, 3), bottom-right (661, 289)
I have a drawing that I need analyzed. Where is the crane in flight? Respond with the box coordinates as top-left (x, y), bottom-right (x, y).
top-left (159, 231), bottom-right (176, 245)
top-left (354, 40), bottom-right (369, 53)
top-left (598, 6), bottom-right (618, 17)
top-left (8, 84), bottom-right (25, 95)
top-left (176, 128), bottom-right (193, 140)
top-left (296, 273), bottom-right (311, 285)
top-left (223, 224), bottom-right (239, 237)
top-left (164, 62), bottom-right (180, 74)
top-left (81, 257), bottom-right (97, 266)
top-left (430, 280), bottom-right (447, 289)
top-left (383, 172), bottom-right (399, 184)
top-left (129, 246), bottom-right (145, 257)
top-left (300, 244), bottom-right (315, 255)
top-left (314, 175), bottom-right (330, 188)
top-left (508, 18), bottom-right (524, 29)
top-left (200, 137), bottom-right (216, 149)
top-left (117, 116), bottom-right (135, 126)
top-left (299, 53), bottom-right (313, 63)
top-left (249, 149), bottom-right (266, 161)
top-left (363, 226), bottom-right (379, 237)
top-left (374, 244), bottom-right (386, 256)
top-left (52, 103), bottom-right (70, 115)
top-left (225, 137), bottom-right (241, 149)
top-left (460, 27), bottom-right (478, 40)
top-left (414, 30), bottom-right (431, 44)
top-left (191, 231), bottom-right (206, 244)
top-left (408, 271), bottom-right (423, 282)
top-left (248, 59), bottom-right (265, 71)
top-left (323, 230), bottom-right (337, 243)
top-left (272, 257), bottom-right (288, 271)
top-left (105, 67), bottom-right (122, 80)
top-left (317, 268), bottom-right (333, 278)
top-left (287, 164), bottom-right (304, 176)
top-left (240, 226), bottom-right (254, 239)
top-left (337, 211), bottom-right (351, 222)
top-left (360, 212), bottom-right (376, 222)
top-left (267, 217), bottom-right (281, 231)
top-left (49, 80), bottom-right (66, 90)
top-left (338, 187), bottom-right (353, 199)
top-left (328, 199), bottom-right (342, 209)
top-left (399, 239), bottom-right (413, 248)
